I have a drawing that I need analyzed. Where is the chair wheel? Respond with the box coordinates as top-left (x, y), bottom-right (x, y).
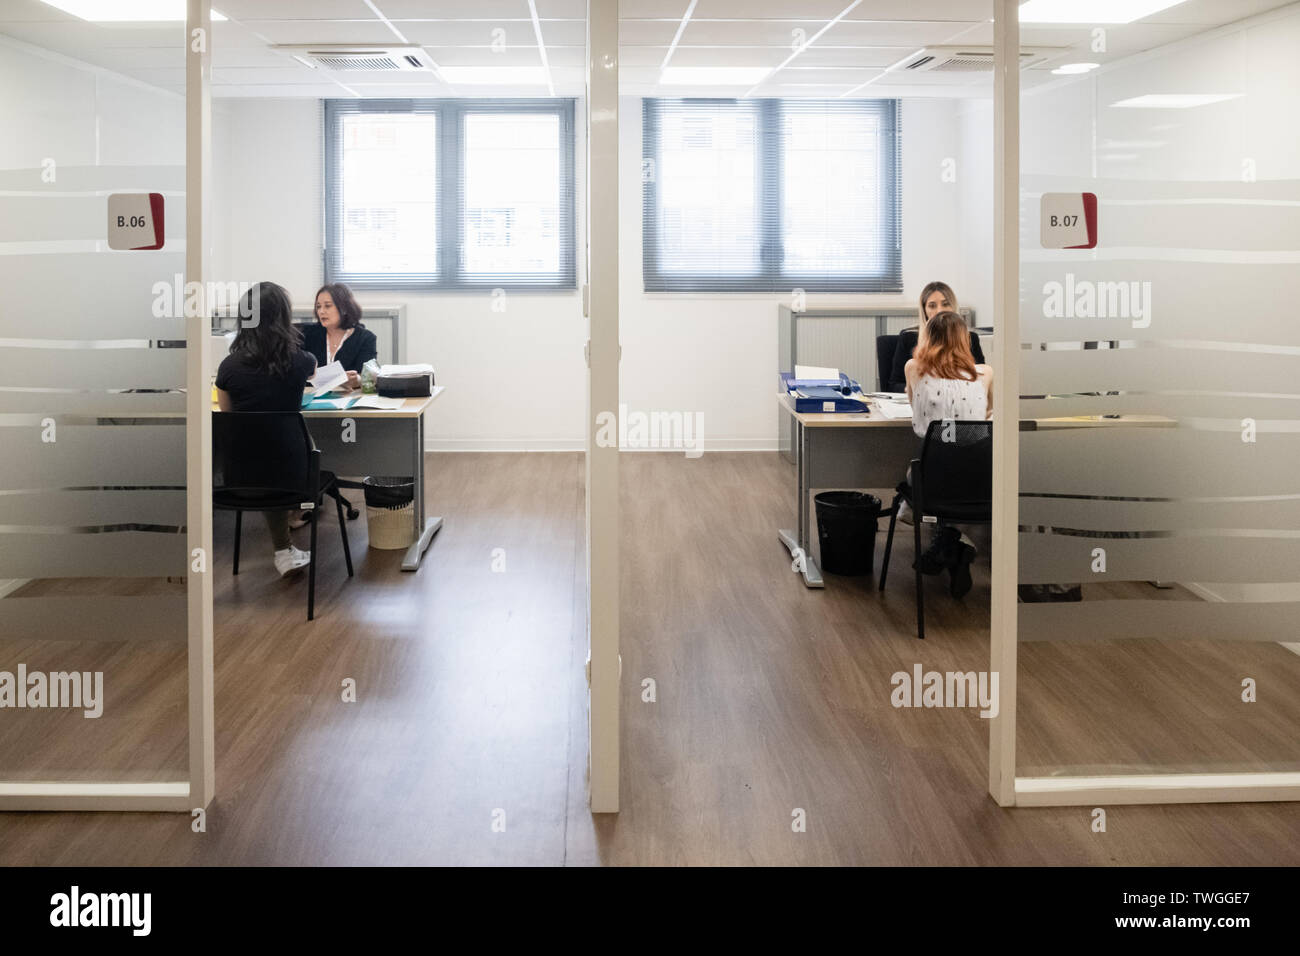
top-left (347, 508), bottom-right (360, 520)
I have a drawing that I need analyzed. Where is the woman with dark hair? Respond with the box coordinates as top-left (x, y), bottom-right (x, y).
top-left (901, 310), bottom-right (993, 597)
top-left (301, 283), bottom-right (378, 389)
top-left (216, 281), bottom-right (316, 577)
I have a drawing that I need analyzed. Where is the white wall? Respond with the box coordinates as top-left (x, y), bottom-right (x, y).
top-left (618, 96), bottom-right (972, 450)
top-left (213, 98), bottom-right (588, 451)
top-left (214, 96), bottom-right (978, 450)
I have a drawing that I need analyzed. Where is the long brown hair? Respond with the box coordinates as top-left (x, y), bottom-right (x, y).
top-left (229, 281), bottom-right (302, 378)
top-left (316, 282), bottom-right (362, 330)
top-left (916, 281), bottom-right (958, 349)
top-left (913, 311), bottom-right (977, 382)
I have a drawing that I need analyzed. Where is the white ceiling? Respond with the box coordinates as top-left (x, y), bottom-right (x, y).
top-left (0, 0), bottom-right (1294, 98)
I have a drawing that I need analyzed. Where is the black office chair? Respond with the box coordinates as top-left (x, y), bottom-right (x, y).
top-left (878, 419), bottom-right (992, 639)
top-left (875, 333), bottom-right (900, 392)
top-left (213, 411), bottom-right (354, 621)
top-left (879, 328), bottom-right (986, 394)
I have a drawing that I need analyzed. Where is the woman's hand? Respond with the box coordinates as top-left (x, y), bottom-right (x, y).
top-left (345, 370), bottom-right (361, 389)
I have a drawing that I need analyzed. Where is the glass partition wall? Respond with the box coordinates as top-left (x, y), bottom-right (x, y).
top-left (998, 2), bottom-right (1300, 805)
top-left (0, 8), bottom-right (212, 810)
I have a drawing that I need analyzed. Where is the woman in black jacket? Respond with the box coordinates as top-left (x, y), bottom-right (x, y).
top-left (302, 283), bottom-right (378, 388)
top-left (215, 281), bottom-right (317, 577)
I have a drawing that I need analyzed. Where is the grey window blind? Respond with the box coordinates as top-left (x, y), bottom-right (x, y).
top-left (324, 98), bottom-right (576, 291)
top-left (642, 98), bottom-right (901, 293)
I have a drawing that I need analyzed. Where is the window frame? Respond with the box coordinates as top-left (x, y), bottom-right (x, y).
top-left (641, 97), bottom-right (902, 294)
top-left (324, 98), bottom-right (577, 292)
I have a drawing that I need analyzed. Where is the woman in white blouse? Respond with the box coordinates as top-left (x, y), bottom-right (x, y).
top-left (901, 310), bottom-right (993, 597)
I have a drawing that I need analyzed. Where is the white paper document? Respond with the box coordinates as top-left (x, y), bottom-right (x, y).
top-left (794, 364), bottom-right (840, 383)
top-left (380, 363), bottom-right (434, 376)
top-left (309, 361), bottom-right (348, 396)
top-left (352, 395), bottom-right (406, 410)
top-left (874, 401), bottom-right (913, 420)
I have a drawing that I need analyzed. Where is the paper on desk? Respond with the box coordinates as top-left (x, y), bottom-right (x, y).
top-left (309, 361), bottom-right (348, 396)
top-left (380, 363), bottom-right (434, 376)
top-left (352, 395), bottom-right (406, 410)
top-left (794, 364), bottom-right (840, 383)
top-left (874, 401), bottom-right (913, 420)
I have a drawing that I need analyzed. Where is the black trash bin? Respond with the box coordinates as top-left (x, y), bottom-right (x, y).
top-left (814, 491), bottom-right (882, 576)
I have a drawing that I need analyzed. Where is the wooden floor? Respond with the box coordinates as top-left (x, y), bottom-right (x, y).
top-left (1, 451), bottom-right (1298, 865)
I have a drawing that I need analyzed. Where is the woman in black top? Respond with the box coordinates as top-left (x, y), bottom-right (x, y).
top-left (215, 281), bottom-right (316, 577)
top-left (301, 283), bottom-right (378, 389)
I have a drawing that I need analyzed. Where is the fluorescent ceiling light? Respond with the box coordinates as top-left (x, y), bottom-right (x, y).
top-left (40, 0), bottom-right (226, 20)
top-left (660, 67), bottom-right (771, 86)
top-left (1019, 0), bottom-right (1189, 24)
top-left (438, 66), bottom-right (547, 85)
top-left (1051, 62), bottom-right (1099, 75)
top-left (1111, 93), bottom-right (1242, 108)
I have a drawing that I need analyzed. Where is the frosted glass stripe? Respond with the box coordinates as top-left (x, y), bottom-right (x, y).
top-left (1018, 495), bottom-right (1300, 532)
top-left (1020, 601), bottom-right (1299, 644)
top-left (1022, 393), bottom-right (1300, 421)
top-left (1021, 348), bottom-right (1298, 395)
top-left (0, 424), bottom-right (184, 486)
top-left (0, 595), bottom-right (185, 643)
top-left (1075, 201), bottom-right (1299, 253)
top-left (0, 390), bottom-right (184, 416)
top-left (1020, 262), bottom-right (1300, 346)
top-left (0, 533), bottom-right (185, 578)
top-left (0, 489), bottom-right (185, 525)
top-left (1021, 430), bottom-right (1299, 498)
top-left (1021, 177), bottom-right (1300, 202)
top-left (8, 348), bottom-right (185, 390)
top-left (0, 166), bottom-right (185, 193)
top-left (1018, 533), bottom-right (1300, 585)
top-left (0, 254), bottom-right (186, 338)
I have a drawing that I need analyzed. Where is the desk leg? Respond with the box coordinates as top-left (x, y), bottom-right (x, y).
top-left (778, 420), bottom-right (824, 588)
top-left (402, 411), bottom-right (443, 571)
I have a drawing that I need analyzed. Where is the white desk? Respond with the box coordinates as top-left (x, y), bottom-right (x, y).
top-left (777, 393), bottom-right (1174, 589)
top-left (777, 393), bottom-right (917, 588)
top-left (214, 386), bottom-right (445, 571)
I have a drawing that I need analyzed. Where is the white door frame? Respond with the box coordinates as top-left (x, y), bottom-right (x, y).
top-left (585, 0), bottom-right (620, 813)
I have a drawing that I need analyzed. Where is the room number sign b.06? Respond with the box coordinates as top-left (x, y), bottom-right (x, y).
top-left (107, 193), bottom-right (165, 250)
top-left (1040, 191), bottom-right (1098, 249)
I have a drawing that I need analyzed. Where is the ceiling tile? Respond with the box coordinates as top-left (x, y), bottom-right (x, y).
top-left (693, 0), bottom-right (851, 19)
top-left (217, 0), bottom-right (377, 19)
top-left (682, 19), bottom-right (824, 45)
top-left (395, 20), bottom-right (532, 45)
top-left (427, 46), bottom-right (545, 66)
top-left (793, 45), bottom-right (919, 67)
top-left (846, 0), bottom-right (993, 20)
top-left (247, 20), bottom-right (402, 43)
top-left (668, 46), bottom-right (788, 67)
top-left (378, 0), bottom-right (537, 17)
top-left (618, 19), bottom-right (684, 44)
top-left (533, 0), bottom-right (587, 16)
top-left (818, 19), bottom-right (985, 46)
top-left (619, 1), bottom-right (693, 17)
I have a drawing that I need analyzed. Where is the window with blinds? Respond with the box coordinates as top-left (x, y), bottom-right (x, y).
top-left (324, 99), bottom-right (576, 291)
top-left (642, 98), bottom-right (901, 293)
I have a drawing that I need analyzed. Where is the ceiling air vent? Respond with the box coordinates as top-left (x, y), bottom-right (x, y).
top-left (902, 46), bottom-right (1055, 73)
top-left (276, 45), bottom-right (434, 72)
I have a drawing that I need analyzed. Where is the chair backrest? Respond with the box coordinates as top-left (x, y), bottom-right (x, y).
top-left (213, 411), bottom-right (315, 497)
top-left (875, 334), bottom-right (900, 392)
top-left (916, 419), bottom-right (993, 513)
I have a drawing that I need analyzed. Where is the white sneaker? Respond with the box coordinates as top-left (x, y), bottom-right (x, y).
top-left (274, 546), bottom-right (311, 577)
top-left (898, 501), bottom-right (915, 525)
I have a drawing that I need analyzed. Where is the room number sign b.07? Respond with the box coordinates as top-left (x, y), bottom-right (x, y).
top-left (1040, 191), bottom-right (1098, 249)
top-left (107, 193), bottom-right (165, 250)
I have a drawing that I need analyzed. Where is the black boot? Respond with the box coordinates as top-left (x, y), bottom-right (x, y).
top-left (948, 537), bottom-right (977, 598)
top-left (914, 526), bottom-right (959, 576)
